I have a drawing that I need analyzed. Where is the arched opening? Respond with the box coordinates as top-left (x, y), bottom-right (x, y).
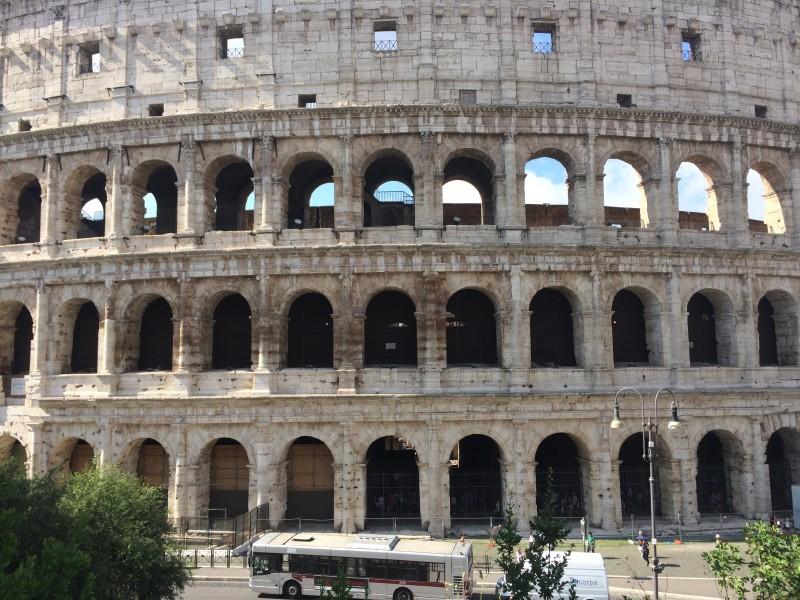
top-left (442, 155), bottom-right (494, 226)
top-left (696, 431), bottom-right (744, 514)
top-left (138, 298), bottom-right (173, 371)
top-left (446, 289), bottom-right (498, 366)
top-left (530, 288), bottom-right (576, 367)
top-left (535, 434), bottom-right (584, 517)
top-left (286, 437), bottom-right (334, 521)
top-left (214, 161), bottom-right (254, 231)
top-left (209, 438), bottom-right (249, 518)
top-left (612, 289), bottom-right (649, 366)
top-left (287, 293), bottom-right (334, 368)
top-left (747, 166), bottom-right (786, 234)
top-left (677, 161), bottom-right (720, 231)
top-left (603, 158), bottom-right (647, 228)
top-left (70, 302), bottom-right (99, 373)
top-left (364, 291), bottom-right (417, 366)
top-left (15, 180), bottom-right (41, 243)
top-left (524, 156), bottom-right (570, 227)
top-left (78, 172), bottom-right (108, 238)
top-left (363, 154), bottom-right (415, 227)
top-left (211, 294), bottom-right (252, 370)
top-left (136, 439), bottom-right (170, 490)
top-left (619, 434), bottom-right (662, 518)
top-left (449, 434), bottom-right (503, 520)
top-left (758, 291), bottom-right (799, 366)
top-left (287, 159), bottom-right (334, 229)
top-left (688, 291), bottom-right (735, 366)
top-left (766, 429), bottom-right (800, 513)
top-left (12, 306), bottom-right (33, 375)
top-left (140, 164), bottom-right (178, 234)
top-left (365, 436), bottom-right (420, 524)
top-left (69, 440), bottom-right (94, 474)
top-left (0, 437), bottom-right (26, 472)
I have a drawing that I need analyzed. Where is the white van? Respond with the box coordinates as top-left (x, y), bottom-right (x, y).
top-left (495, 551), bottom-right (609, 600)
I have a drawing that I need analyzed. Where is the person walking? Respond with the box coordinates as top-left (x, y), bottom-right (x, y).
top-left (586, 531), bottom-right (596, 553)
top-left (639, 538), bottom-right (650, 566)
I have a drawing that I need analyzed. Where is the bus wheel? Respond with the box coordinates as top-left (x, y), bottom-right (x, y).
top-left (284, 580), bottom-right (302, 599)
top-left (394, 588), bottom-right (413, 600)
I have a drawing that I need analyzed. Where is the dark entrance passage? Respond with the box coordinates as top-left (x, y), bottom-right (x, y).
top-left (688, 293), bottom-right (717, 365)
top-left (69, 440), bottom-right (94, 474)
top-left (530, 288), bottom-right (576, 366)
top-left (138, 298), bottom-right (173, 371)
top-left (364, 292), bottom-right (417, 366)
top-left (212, 294), bottom-right (252, 369)
top-left (366, 436), bottom-right (420, 526)
top-left (758, 296), bottom-right (778, 366)
top-left (535, 433), bottom-right (583, 517)
top-left (77, 172), bottom-right (107, 238)
top-left (766, 429), bottom-right (800, 513)
top-left (209, 438), bottom-right (249, 518)
top-left (145, 165), bottom-right (178, 234)
top-left (16, 180), bottom-right (41, 244)
top-left (286, 437), bottom-right (334, 522)
top-left (287, 293), bottom-right (334, 368)
top-left (696, 432), bottom-right (732, 514)
top-left (12, 306), bottom-right (32, 374)
top-left (612, 289), bottom-right (648, 365)
top-left (214, 161), bottom-right (254, 231)
top-left (446, 290), bottom-right (498, 366)
top-left (449, 435), bottom-right (503, 521)
top-left (619, 434), bottom-right (661, 517)
top-left (70, 302), bottom-right (99, 373)
top-left (136, 439), bottom-right (170, 489)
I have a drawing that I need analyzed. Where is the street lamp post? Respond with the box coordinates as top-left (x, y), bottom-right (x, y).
top-left (611, 387), bottom-right (681, 600)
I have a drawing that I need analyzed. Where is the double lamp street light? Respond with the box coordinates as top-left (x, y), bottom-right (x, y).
top-left (610, 387), bottom-right (682, 600)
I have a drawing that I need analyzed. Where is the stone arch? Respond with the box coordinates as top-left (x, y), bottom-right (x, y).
top-left (747, 160), bottom-right (787, 234)
top-left (765, 427), bottom-right (800, 513)
top-left (535, 433), bottom-right (590, 518)
top-left (617, 432), bottom-right (674, 519)
top-left (611, 286), bottom-right (662, 366)
top-left (365, 436), bottom-right (421, 523)
top-left (442, 149), bottom-right (496, 226)
top-left (50, 437), bottom-right (95, 476)
top-left (197, 437), bottom-right (252, 519)
top-left (363, 149), bottom-right (415, 227)
top-left (364, 290), bottom-right (417, 366)
top-left (448, 434), bottom-right (504, 521)
top-left (0, 172), bottom-right (41, 245)
top-left (203, 155), bottom-right (254, 232)
top-left (57, 299), bottom-right (99, 374)
top-left (62, 165), bottom-right (108, 240)
top-left (0, 434), bottom-right (27, 472)
top-left (696, 430), bottom-right (746, 515)
top-left (209, 293), bottom-right (252, 370)
top-left (0, 300), bottom-right (34, 379)
top-left (286, 154), bottom-right (335, 230)
top-left (687, 289), bottom-right (736, 366)
top-left (530, 287), bottom-right (578, 367)
top-left (128, 160), bottom-right (179, 235)
top-left (287, 292), bottom-right (334, 368)
top-left (524, 149), bottom-right (574, 227)
top-left (118, 437), bottom-right (172, 495)
top-left (757, 290), bottom-right (799, 366)
top-left (446, 288), bottom-right (499, 366)
top-left (116, 293), bottom-right (178, 373)
top-left (601, 150), bottom-right (652, 228)
top-left (284, 436), bottom-right (335, 521)
top-left (675, 154), bottom-right (726, 232)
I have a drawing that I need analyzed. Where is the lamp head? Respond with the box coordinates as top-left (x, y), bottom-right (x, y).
top-left (667, 400), bottom-right (681, 430)
top-left (610, 401), bottom-right (624, 430)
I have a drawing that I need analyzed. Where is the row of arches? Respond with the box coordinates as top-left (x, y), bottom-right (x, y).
top-left (3, 285), bottom-right (794, 376)
top-left (6, 427), bottom-right (797, 523)
top-left (4, 148), bottom-right (789, 245)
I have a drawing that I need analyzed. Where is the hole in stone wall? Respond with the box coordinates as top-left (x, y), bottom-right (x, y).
top-left (15, 180), bottom-right (41, 243)
top-left (212, 294), bottom-right (252, 370)
top-left (138, 298), bottom-right (173, 371)
top-left (530, 288), bottom-right (576, 367)
top-left (443, 156), bottom-right (494, 226)
top-left (364, 291), bottom-right (417, 366)
top-left (612, 289), bottom-right (649, 366)
top-left (287, 293), bottom-right (334, 368)
top-left (446, 289), bottom-right (497, 366)
top-left (363, 154), bottom-right (414, 227)
top-left (11, 306), bottom-right (32, 375)
top-left (70, 302), bottom-right (99, 373)
top-left (287, 160), bottom-right (334, 229)
top-left (214, 161), bottom-right (254, 231)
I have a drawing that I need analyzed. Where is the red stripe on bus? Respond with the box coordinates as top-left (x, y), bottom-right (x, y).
top-left (293, 574), bottom-right (447, 588)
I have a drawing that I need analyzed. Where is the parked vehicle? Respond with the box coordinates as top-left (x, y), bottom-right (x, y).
top-left (495, 551), bottom-right (609, 600)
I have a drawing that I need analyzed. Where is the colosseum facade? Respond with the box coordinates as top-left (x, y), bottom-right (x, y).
top-left (1, 0), bottom-right (800, 535)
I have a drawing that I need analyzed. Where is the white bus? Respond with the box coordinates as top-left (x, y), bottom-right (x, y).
top-left (249, 532), bottom-right (473, 600)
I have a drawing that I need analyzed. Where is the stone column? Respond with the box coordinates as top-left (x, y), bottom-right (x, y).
top-left (178, 137), bottom-right (197, 235)
top-left (499, 132), bottom-right (524, 232)
top-left (575, 133), bottom-right (603, 227)
top-left (789, 147), bottom-right (800, 248)
top-left (507, 266), bottom-right (528, 370)
top-left (740, 275), bottom-right (757, 369)
top-left (582, 457), bottom-right (615, 529)
top-left (99, 282), bottom-right (116, 375)
top-left (41, 155), bottom-right (60, 246)
top-left (416, 131), bottom-right (441, 237)
top-left (609, 459), bottom-right (623, 529)
top-left (269, 459), bottom-right (289, 529)
top-left (589, 269), bottom-right (612, 369)
top-left (679, 457), bottom-right (700, 524)
top-left (666, 269), bottom-right (688, 369)
top-left (335, 134), bottom-right (357, 237)
top-left (105, 145), bottom-right (124, 239)
top-left (750, 421), bottom-right (771, 519)
top-left (29, 284), bottom-right (49, 376)
top-left (728, 140), bottom-right (750, 247)
top-left (333, 461), bottom-right (344, 531)
top-left (656, 137), bottom-right (678, 242)
top-left (255, 135), bottom-right (277, 238)
top-left (420, 272), bottom-right (445, 391)
top-left (352, 462), bottom-right (367, 531)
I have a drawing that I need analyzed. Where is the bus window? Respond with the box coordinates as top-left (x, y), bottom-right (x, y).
top-left (428, 562), bottom-right (445, 583)
top-left (346, 557), bottom-right (366, 577)
top-left (365, 558), bottom-right (386, 578)
top-left (282, 554), bottom-right (290, 572)
top-left (251, 554), bottom-right (280, 576)
top-left (288, 553), bottom-right (305, 572)
top-left (386, 560), bottom-right (425, 581)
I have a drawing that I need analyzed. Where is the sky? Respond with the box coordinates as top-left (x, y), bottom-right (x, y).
top-left (84, 162), bottom-right (771, 223)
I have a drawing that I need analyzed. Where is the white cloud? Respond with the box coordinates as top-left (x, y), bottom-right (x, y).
top-left (443, 180), bottom-right (482, 204)
top-left (525, 174), bottom-right (568, 205)
top-left (81, 198), bottom-right (104, 220)
top-left (747, 169), bottom-right (766, 221)
top-left (603, 159), bottom-right (642, 208)
top-left (676, 162), bottom-right (709, 213)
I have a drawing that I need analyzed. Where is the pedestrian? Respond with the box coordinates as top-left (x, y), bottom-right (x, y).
top-left (586, 531), bottom-right (596, 553)
top-left (639, 539), bottom-right (650, 566)
top-left (715, 533), bottom-right (721, 546)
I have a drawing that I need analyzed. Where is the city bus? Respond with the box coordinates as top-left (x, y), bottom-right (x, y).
top-left (249, 532), bottom-right (473, 600)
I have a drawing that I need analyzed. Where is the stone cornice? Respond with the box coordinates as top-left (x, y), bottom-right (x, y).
top-left (0, 104), bottom-right (798, 161)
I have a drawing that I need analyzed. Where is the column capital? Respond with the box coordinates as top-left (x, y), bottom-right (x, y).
top-left (502, 131), bottom-right (517, 144)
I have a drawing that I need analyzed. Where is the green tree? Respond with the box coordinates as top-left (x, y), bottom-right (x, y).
top-left (494, 502), bottom-right (577, 600)
top-left (319, 569), bottom-right (369, 600)
top-left (60, 463), bottom-right (190, 600)
top-left (703, 522), bottom-right (800, 600)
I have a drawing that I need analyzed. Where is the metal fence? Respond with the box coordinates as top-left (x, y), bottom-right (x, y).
top-left (374, 39), bottom-right (398, 52)
top-left (171, 503), bottom-right (268, 548)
